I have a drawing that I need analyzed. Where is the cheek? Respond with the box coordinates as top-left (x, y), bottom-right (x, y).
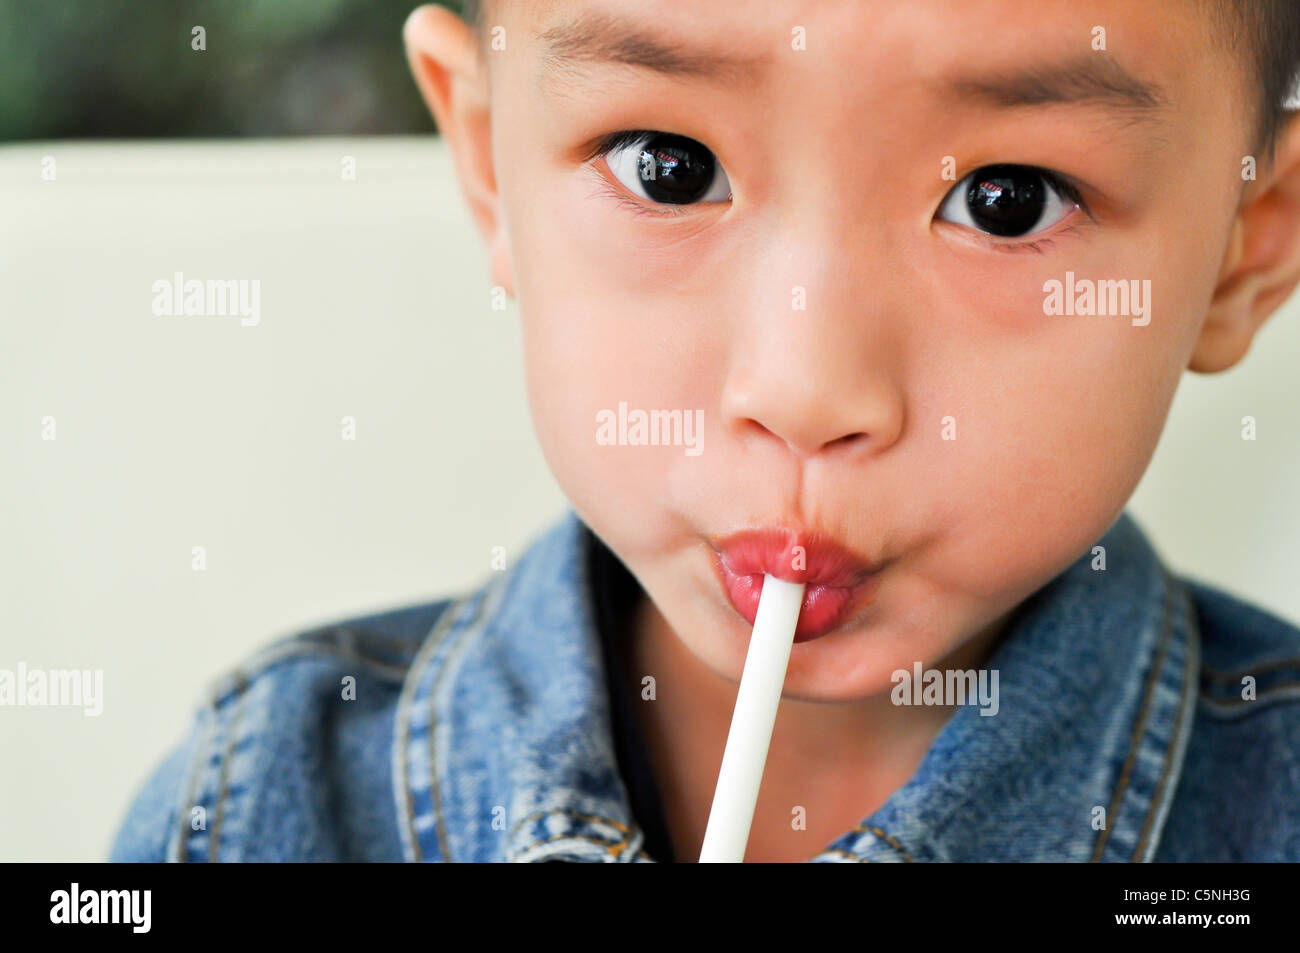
top-left (506, 182), bottom-right (718, 537)
top-left (506, 155), bottom-right (748, 474)
top-left (908, 238), bottom-right (1197, 598)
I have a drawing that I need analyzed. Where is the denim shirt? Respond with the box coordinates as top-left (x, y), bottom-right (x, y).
top-left (109, 508), bottom-right (1300, 862)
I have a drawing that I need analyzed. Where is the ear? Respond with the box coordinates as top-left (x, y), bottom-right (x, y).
top-left (403, 4), bottom-right (514, 296)
top-left (1192, 116), bottom-right (1300, 372)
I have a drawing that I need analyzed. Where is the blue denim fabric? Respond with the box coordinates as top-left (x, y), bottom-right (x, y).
top-left (109, 508), bottom-right (1300, 862)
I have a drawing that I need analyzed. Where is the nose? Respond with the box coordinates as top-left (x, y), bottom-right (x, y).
top-left (720, 255), bottom-right (904, 461)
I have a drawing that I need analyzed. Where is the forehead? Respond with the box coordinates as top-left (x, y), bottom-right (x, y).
top-left (482, 0), bottom-right (1255, 194)
top-left (497, 0), bottom-right (1231, 113)
top-left (506, 0), bottom-right (1213, 65)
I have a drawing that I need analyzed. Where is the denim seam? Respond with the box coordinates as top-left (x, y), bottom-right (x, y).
top-left (1134, 576), bottom-right (1199, 861)
top-left (846, 824), bottom-right (916, 862)
top-left (515, 831), bottom-right (651, 861)
top-left (1196, 685), bottom-right (1300, 718)
top-left (172, 702), bottom-right (216, 863)
top-left (507, 807), bottom-right (631, 837)
top-left (207, 670), bottom-right (250, 863)
top-left (615, 828), bottom-right (652, 863)
top-left (429, 576), bottom-right (511, 863)
top-left (427, 594), bottom-right (486, 863)
top-left (819, 848), bottom-right (870, 863)
top-left (305, 624), bottom-right (427, 656)
top-left (505, 809), bottom-right (653, 862)
top-left (1090, 566), bottom-right (1173, 862)
top-left (1202, 680), bottom-right (1300, 698)
top-left (1200, 656), bottom-right (1300, 681)
top-left (510, 834), bottom-right (635, 862)
top-left (392, 596), bottom-right (471, 862)
top-left (531, 832), bottom-right (629, 854)
top-left (206, 645), bottom-right (412, 705)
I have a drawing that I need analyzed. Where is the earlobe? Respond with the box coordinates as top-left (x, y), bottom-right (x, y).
top-left (489, 228), bottom-right (516, 298)
top-left (403, 4), bottom-right (513, 295)
top-left (1193, 117), bottom-right (1300, 373)
top-left (1192, 218), bottom-right (1254, 373)
top-left (1189, 290), bottom-right (1256, 373)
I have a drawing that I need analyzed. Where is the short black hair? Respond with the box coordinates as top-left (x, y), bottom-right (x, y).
top-left (1218, 0), bottom-right (1300, 154)
top-left (459, 0), bottom-right (482, 30)
top-left (457, 0), bottom-right (1300, 152)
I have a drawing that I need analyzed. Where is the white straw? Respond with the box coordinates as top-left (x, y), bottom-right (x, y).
top-left (698, 575), bottom-right (805, 863)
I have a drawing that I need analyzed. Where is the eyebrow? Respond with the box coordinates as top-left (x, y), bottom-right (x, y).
top-left (945, 56), bottom-right (1168, 119)
top-left (537, 12), bottom-right (1169, 130)
top-left (537, 11), bottom-right (763, 82)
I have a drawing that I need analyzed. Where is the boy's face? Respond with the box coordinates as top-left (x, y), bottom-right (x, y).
top-left (423, 0), bottom-right (1271, 700)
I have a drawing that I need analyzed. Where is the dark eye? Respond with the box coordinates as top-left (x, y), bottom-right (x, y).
top-left (937, 164), bottom-right (1078, 238)
top-left (601, 131), bottom-right (732, 206)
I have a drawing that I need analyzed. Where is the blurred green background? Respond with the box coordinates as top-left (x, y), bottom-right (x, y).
top-left (0, 0), bottom-right (467, 141)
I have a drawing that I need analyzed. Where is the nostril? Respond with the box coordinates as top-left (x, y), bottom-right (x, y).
top-left (828, 432), bottom-right (869, 451)
top-left (738, 420), bottom-right (870, 458)
top-left (738, 418), bottom-right (779, 443)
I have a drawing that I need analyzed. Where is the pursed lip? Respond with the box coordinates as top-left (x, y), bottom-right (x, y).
top-left (708, 527), bottom-right (882, 642)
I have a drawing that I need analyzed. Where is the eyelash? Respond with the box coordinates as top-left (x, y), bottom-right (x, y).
top-left (584, 129), bottom-right (658, 163)
top-left (586, 131), bottom-right (1097, 246)
top-left (585, 129), bottom-right (701, 219)
top-left (954, 167), bottom-right (1095, 254)
top-left (1033, 169), bottom-right (1088, 215)
top-left (983, 222), bottom-right (1077, 255)
top-left (587, 173), bottom-right (696, 219)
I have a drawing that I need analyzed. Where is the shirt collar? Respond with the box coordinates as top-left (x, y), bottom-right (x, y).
top-left (394, 509), bottom-right (1200, 862)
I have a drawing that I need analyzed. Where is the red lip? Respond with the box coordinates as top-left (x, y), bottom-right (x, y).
top-left (709, 528), bottom-right (882, 642)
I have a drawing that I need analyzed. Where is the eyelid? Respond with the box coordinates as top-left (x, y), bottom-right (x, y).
top-left (586, 129), bottom-right (732, 213)
top-left (937, 164), bottom-right (1095, 248)
top-left (583, 129), bottom-right (656, 164)
top-left (584, 161), bottom-right (695, 218)
top-left (1035, 169), bottom-right (1092, 220)
top-left (949, 164), bottom-right (1092, 215)
top-left (974, 215), bottom-right (1089, 255)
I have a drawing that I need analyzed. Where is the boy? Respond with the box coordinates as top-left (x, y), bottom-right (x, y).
top-left (112, 0), bottom-right (1300, 862)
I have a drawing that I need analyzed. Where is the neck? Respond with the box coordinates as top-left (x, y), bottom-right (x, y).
top-left (623, 594), bottom-right (1010, 862)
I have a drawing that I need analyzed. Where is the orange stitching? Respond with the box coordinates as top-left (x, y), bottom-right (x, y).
top-left (819, 848), bottom-right (870, 863)
top-left (512, 831), bottom-right (651, 861)
top-left (846, 824), bottom-right (916, 862)
top-left (508, 809), bottom-right (653, 862)
top-left (508, 808), bottom-right (633, 837)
